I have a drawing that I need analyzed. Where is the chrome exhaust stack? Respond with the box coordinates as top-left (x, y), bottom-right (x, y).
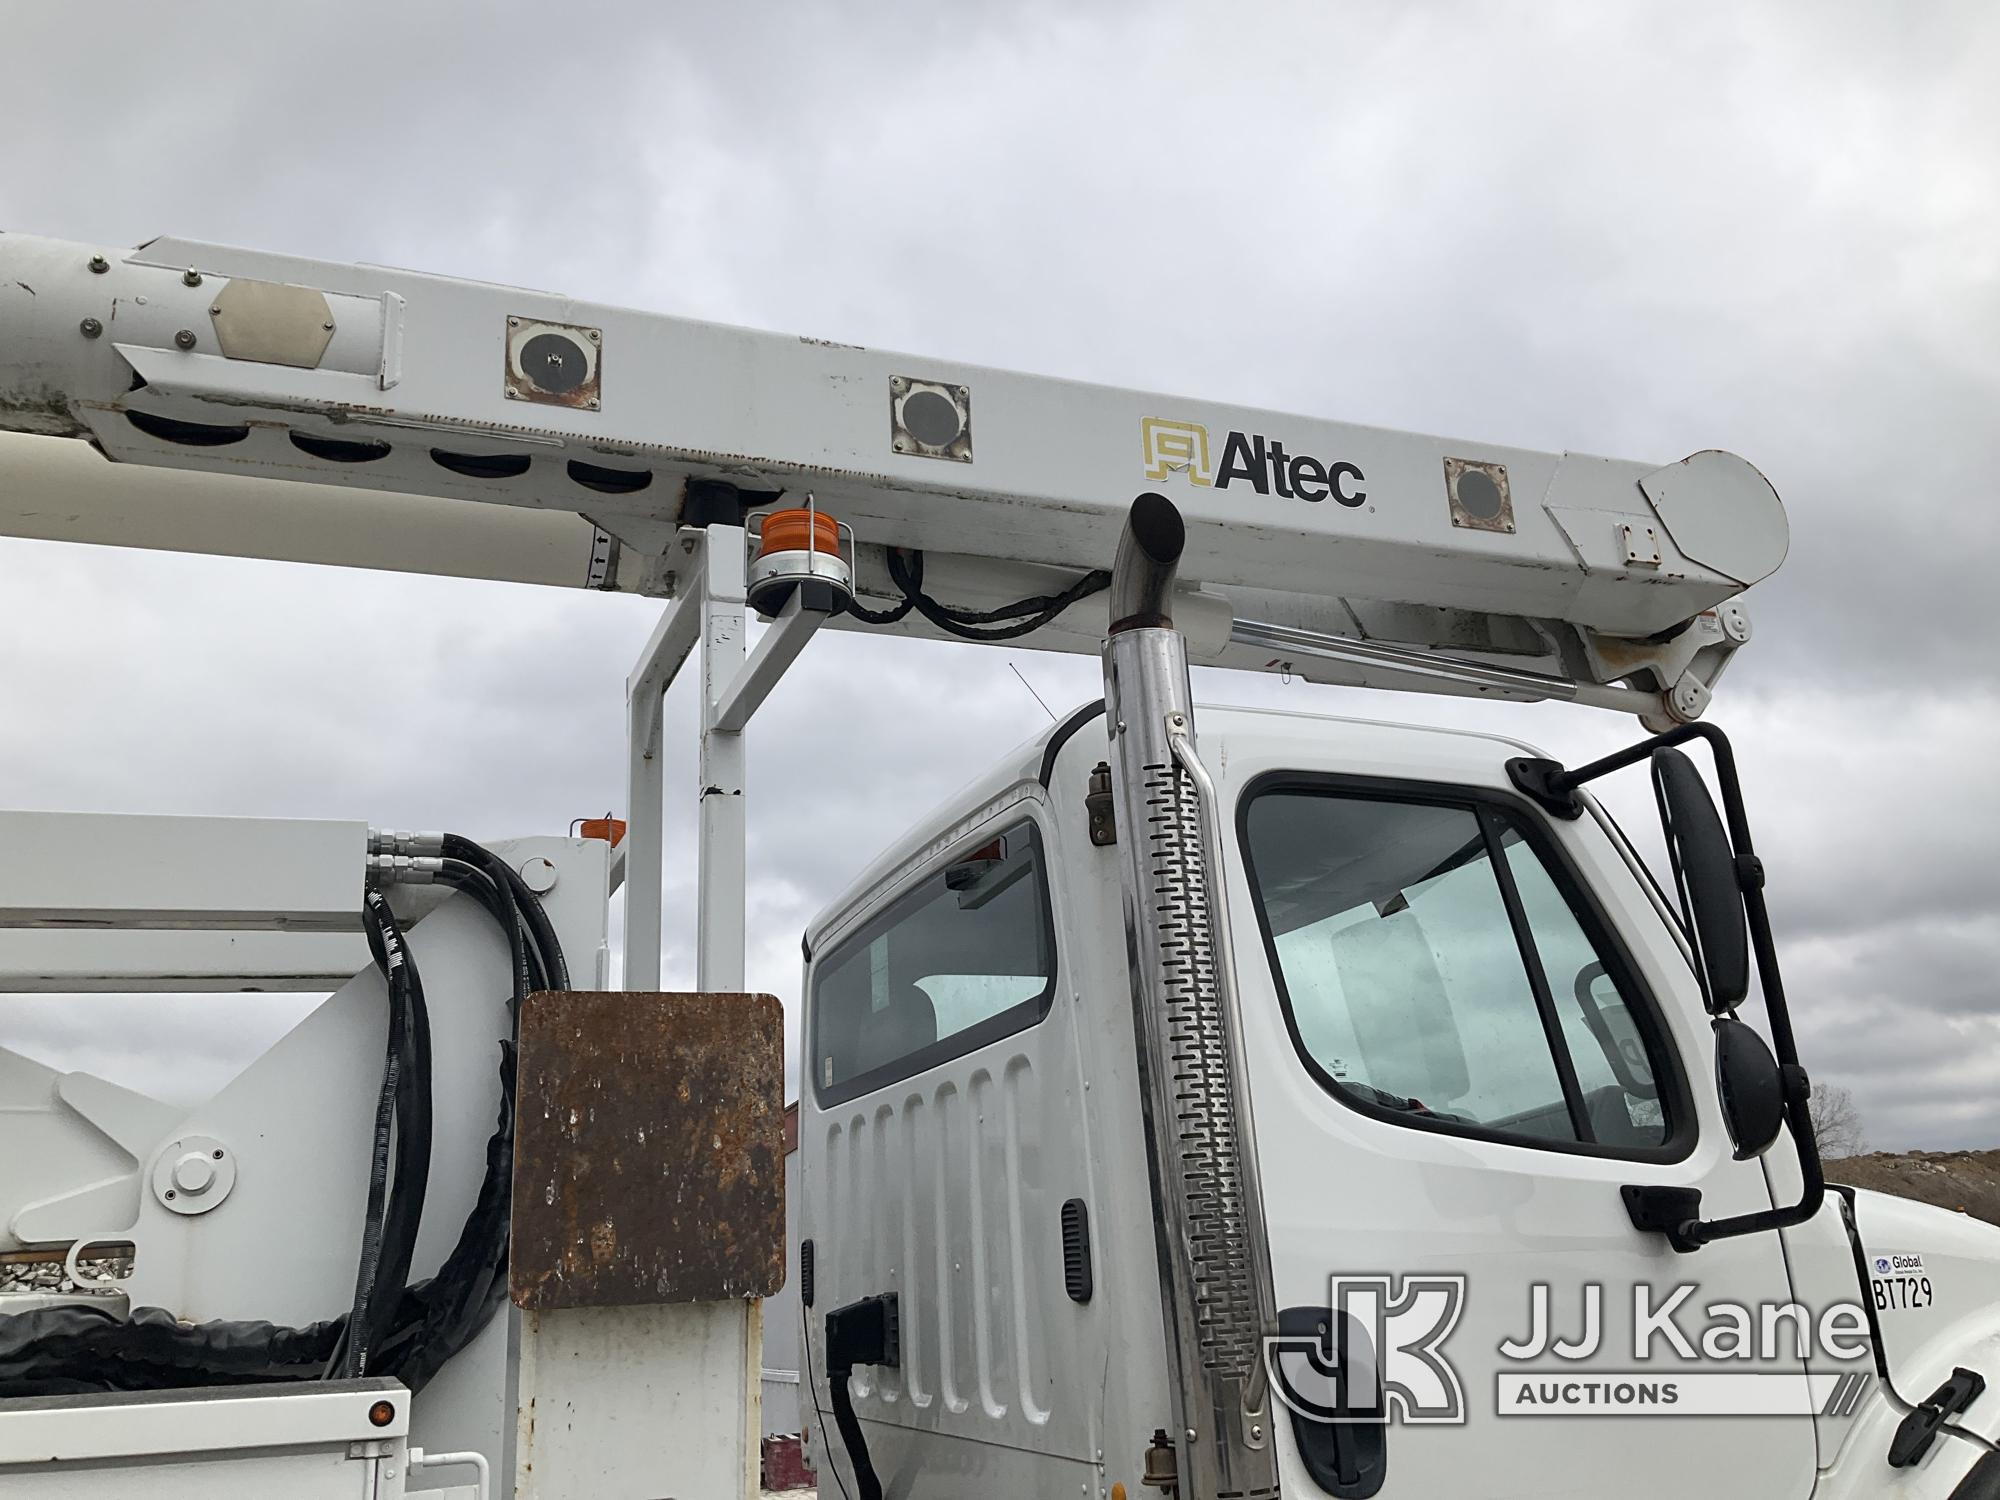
top-left (1103, 493), bottom-right (1281, 1500)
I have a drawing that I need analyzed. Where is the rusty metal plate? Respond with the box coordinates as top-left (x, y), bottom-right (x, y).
top-left (889, 374), bottom-right (972, 461)
top-left (1444, 456), bottom-right (1515, 534)
top-left (511, 990), bottom-right (784, 1309)
top-left (505, 316), bottom-right (602, 410)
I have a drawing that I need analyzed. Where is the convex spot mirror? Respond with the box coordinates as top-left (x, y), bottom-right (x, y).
top-left (1652, 747), bottom-right (1750, 1012)
top-left (1712, 1017), bottom-right (1786, 1159)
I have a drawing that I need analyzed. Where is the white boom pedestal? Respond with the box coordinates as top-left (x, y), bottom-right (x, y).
top-left (513, 1302), bottom-right (761, 1500)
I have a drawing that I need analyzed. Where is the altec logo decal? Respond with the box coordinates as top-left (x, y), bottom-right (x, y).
top-left (1142, 416), bottom-right (1367, 507)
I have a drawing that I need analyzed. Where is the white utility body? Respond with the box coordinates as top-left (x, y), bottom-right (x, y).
top-left (0, 231), bottom-right (1993, 1500)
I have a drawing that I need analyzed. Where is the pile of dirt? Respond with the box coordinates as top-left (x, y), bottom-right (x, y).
top-left (1826, 1149), bottom-right (2000, 1229)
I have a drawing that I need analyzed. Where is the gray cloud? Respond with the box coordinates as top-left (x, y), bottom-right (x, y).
top-left (1, 1), bottom-right (1995, 1157)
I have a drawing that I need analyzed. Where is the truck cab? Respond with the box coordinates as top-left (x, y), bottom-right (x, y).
top-left (799, 701), bottom-right (2000, 1499)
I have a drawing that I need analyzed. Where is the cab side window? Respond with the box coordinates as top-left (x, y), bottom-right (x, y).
top-left (1241, 786), bottom-right (1672, 1152)
top-left (812, 820), bottom-right (1056, 1106)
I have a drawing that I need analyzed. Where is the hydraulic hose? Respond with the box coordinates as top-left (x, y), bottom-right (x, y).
top-left (6, 833), bottom-right (566, 1398)
top-left (361, 892), bottom-right (432, 1370)
top-left (333, 889), bottom-right (433, 1377)
top-left (443, 834), bottom-right (569, 990)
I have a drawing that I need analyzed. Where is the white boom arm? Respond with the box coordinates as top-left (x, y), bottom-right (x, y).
top-left (0, 232), bottom-right (1786, 719)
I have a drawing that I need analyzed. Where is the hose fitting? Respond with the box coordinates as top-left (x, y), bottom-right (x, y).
top-left (365, 854), bottom-right (446, 886)
top-left (368, 829), bottom-right (445, 857)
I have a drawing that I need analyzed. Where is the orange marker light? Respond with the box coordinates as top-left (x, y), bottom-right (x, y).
top-left (756, 506), bottom-right (842, 560)
top-left (573, 815), bottom-right (628, 847)
top-left (746, 499), bottom-right (856, 617)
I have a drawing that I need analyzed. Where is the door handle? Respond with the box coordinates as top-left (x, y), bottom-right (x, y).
top-left (1271, 1305), bottom-right (1388, 1498)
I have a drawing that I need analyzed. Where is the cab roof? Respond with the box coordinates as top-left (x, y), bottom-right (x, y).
top-left (802, 699), bottom-right (1548, 956)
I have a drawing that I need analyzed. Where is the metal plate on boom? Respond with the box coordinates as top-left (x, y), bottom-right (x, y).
top-left (504, 317), bottom-right (602, 410)
top-left (208, 278), bottom-right (336, 369)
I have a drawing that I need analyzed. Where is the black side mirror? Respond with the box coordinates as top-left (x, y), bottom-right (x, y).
top-left (1508, 721), bottom-right (1825, 1252)
top-left (1712, 1017), bottom-right (1785, 1159)
top-left (1651, 747), bottom-right (1750, 1012)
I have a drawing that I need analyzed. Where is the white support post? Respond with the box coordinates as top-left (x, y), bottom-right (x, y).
top-left (624, 538), bottom-right (706, 992)
top-left (697, 526), bottom-right (748, 991)
top-left (624, 705), bottom-right (666, 991)
top-left (711, 589), bottom-right (832, 735)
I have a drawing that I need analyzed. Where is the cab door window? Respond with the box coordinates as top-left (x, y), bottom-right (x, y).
top-left (811, 821), bottom-right (1056, 1107)
top-left (1240, 784), bottom-right (1677, 1154)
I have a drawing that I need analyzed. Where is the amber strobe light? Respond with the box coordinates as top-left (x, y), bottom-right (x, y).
top-left (572, 814), bottom-right (627, 846)
top-left (746, 499), bottom-right (855, 617)
top-left (758, 506), bottom-right (840, 559)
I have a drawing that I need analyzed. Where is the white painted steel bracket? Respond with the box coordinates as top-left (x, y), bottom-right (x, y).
top-left (0, 812), bottom-right (365, 930)
top-left (624, 525), bottom-right (832, 991)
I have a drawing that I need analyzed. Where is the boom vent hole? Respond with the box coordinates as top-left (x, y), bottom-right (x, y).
top-left (566, 459), bottom-right (653, 495)
top-left (430, 448), bottom-right (532, 480)
top-left (125, 409), bottom-right (249, 447)
top-left (290, 431), bottom-right (391, 464)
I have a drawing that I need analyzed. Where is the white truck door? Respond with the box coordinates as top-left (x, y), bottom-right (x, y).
top-left (1224, 736), bottom-right (1819, 1499)
top-left (798, 800), bottom-right (1105, 1497)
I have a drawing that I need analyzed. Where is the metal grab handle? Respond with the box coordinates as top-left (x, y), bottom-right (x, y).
top-left (1164, 714), bottom-right (1233, 960)
top-left (1164, 710), bottom-right (1275, 1414)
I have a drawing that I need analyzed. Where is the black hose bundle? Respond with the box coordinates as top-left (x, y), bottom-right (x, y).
top-left (328, 889), bottom-right (433, 1379)
top-left (0, 834), bottom-right (567, 1399)
top-left (0, 1305), bottom-right (346, 1395)
top-left (845, 547), bottom-right (1110, 642)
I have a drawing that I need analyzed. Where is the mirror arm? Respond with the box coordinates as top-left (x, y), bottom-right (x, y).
top-left (1508, 724), bottom-right (1827, 1252)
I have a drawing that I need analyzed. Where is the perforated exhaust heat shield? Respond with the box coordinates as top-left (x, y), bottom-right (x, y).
top-left (1103, 494), bottom-right (1281, 1500)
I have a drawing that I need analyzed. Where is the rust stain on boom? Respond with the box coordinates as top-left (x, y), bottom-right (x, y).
top-left (510, 989), bottom-right (785, 1309)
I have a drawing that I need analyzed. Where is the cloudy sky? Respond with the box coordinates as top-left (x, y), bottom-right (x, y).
top-left (2, 1), bottom-right (1995, 1151)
